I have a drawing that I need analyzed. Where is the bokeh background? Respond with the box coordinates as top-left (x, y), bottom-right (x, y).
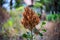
top-left (0, 0), bottom-right (60, 40)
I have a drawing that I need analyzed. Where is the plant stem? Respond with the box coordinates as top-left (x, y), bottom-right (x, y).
top-left (30, 29), bottom-right (33, 40)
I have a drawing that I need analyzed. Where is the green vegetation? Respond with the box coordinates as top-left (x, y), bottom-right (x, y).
top-left (0, 0), bottom-right (60, 40)
top-left (46, 14), bottom-right (60, 21)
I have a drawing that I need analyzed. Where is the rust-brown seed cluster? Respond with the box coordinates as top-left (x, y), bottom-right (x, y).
top-left (21, 7), bottom-right (40, 30)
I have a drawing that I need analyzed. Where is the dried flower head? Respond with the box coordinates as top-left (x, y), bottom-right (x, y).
top-left (21, 7), bottom-right (40, 30)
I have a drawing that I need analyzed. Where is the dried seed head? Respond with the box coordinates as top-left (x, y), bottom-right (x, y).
top-left (21, 7), bottom-right (40, 30)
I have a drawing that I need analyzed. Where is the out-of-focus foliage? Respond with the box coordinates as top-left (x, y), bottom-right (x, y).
top-left (34, 2), bottom-right (43, 8)
top-left (46, 14), bottom-right (60, 21)
top-left (16, 6), bottom-right (24, 11)
top-left (0, 0), bottom-right (4, 7)
top-left (15, 0), bottom-right (22, 8)
top-left (2, 9), bottom-right (27, 38)
top-left (0, 7), bottom-right (10, 23)
top-left (37, 0), bottom-right (53, 11)
top-left (3, 19), bottom-right (13, 29)
top-left (40, 0), bottom-right (54, 4)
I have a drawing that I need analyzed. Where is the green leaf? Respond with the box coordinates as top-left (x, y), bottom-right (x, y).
top-left (42, 29), bottom-right (46, 32)
top-left (22, 34), bottom-right (28, 38)
top-left (42, 21), bottom-right (46, 25)
top-left (39, 32), bottom-right (43, 36)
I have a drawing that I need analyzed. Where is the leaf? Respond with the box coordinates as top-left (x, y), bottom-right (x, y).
top-left (22, 34), bottom-right (28, 38)
top-left (42, 21), bottom-right (46, 25)
top-left (42, 29), bottom-right (46, 32)
top-left (39, 32), bottom-right (43, 36)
